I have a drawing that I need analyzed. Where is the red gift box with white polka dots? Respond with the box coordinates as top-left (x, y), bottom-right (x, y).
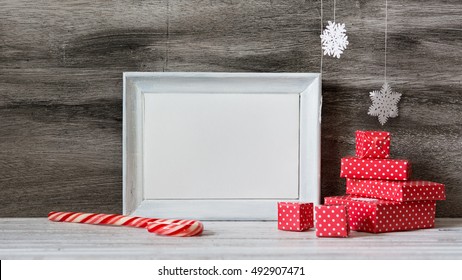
top-left (278, 202), bottom-right (313, 232)
top-left (315, 205), bottom-right (350, 238)
top-left (340, 156), bottom-right (411, 180)
top-left (355, 130), bottom-right (391, 159)
top-left (346, 178), bottom-right (446, 202)
top-left (325, 195), bottom-right (436, 233)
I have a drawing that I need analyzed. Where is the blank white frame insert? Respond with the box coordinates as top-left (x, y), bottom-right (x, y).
top-left (143, 93), bottom-right (300, 200)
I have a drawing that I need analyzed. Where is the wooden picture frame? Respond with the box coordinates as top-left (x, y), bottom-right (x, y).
top-left (123, 72), bottom-right (321, 220)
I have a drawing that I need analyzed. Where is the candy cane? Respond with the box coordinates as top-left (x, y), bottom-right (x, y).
top-left (48, 211), bottom-right (203, 237)
top-left (146, 219), bottom-right (204, 237)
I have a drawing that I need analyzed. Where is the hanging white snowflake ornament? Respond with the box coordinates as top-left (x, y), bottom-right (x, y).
top-left (368, 82), bottom-right (402, 125)
top-left (320, 21), bottom-right (349, 58)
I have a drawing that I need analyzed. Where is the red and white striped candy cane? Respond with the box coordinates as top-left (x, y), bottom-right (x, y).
top-left (48, 211), bottom-right (203, 237)
top-left (146, 219), bottom-right (204, 237)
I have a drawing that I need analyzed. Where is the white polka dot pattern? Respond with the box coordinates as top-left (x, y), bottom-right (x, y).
top-left (324, 195), bottom-right (436, 233)
top-left (355, 130), bottom-right (391, 159)
top-left (340, 157), bottom-right (411, 180)
top-left (277, 202), bottom-right (313, 232)
top-left (346, 178), bottom-right (446, 202)
top-left (315, 205), bottom-right (350, 238)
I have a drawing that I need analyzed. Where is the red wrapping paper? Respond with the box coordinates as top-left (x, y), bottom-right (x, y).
top-left (315, 205), bottom-right (349, 238)
top-left (355, 130), bottom-right (391, 159)
top-left (346, 178), bottom-right (446, 202)
top-left (324, 195), bottom-right (436, 233)
top-left (278, 202), bottom-right (313, 231)
top-left (340, 156), bottom-right (411, 180)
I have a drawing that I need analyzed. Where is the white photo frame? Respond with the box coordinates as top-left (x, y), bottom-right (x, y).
top-left (123, 72), bottom-right (321, 220)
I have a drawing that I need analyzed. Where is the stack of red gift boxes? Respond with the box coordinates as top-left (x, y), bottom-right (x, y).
top-left (277, 130), bottom-right (446, 238)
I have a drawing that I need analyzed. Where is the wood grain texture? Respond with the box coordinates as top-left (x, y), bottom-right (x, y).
top-left (0, 0), bottom-right (168, 216)
top-left (0, 218), bottom-right (461, 259)
top-left (0, 0), bottom-right (461, 217)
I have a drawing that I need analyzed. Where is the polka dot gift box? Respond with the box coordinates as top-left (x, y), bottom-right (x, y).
top-left (315, 205), bottom-right (350, 238)
top-left (340, 156), bottom-right (411, 181)
top-left (325, 195), bottom-right (436, 233)
top-left (355, 130), bottom-right (391, 159)
top-left (346, 178), bottom-right (446, 202)
top-left (325, 130), bottom-right (445, 234)
top-left (277, 202), bottom-right (313, 232)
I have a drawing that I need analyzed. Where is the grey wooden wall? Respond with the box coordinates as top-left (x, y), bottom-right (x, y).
top-left (1, 0), bottom-right (461, 217)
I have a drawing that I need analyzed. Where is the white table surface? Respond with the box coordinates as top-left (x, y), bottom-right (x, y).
top-left (0, 218), bottom-right (461, 259)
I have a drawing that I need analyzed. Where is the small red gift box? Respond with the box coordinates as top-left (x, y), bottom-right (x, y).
top-left (355, 130), bottom-right (391, 159)
top-left (315, 205), bottom-right (349, 238)
top-left (325, 195), bottom-right (436, 233)
top-left (346, 178), bottom-right (446, 202)
top-left (340, 157), bottom-right (411, 180)
top-left (278, 202), bottom-right (313, 231)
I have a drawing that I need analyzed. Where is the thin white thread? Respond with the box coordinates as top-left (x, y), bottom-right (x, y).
top-left (320, 0), bottom-right (323, 74)
top-left (334, 0), bottom-right (336, 22)
top-left (385, 0), bottom-right (388, 82)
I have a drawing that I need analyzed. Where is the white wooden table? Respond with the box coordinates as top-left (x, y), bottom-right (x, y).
top-left (1, 218), bottom-right (461, 259)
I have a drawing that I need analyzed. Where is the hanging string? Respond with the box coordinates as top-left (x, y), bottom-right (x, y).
top-left (320, 0), bottom-right (323, 75)
top-left (384, 0), bottom-right (388, 82)
top-left (334, 0), bottom-right (336, 22)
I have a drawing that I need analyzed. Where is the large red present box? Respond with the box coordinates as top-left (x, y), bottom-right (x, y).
top-left (315, 205), bottom-right (349, 238)
top-left (346, 178), bottom-right (446, 202)
top-left (324, 195), bottom-right (436, 233)
top-left (356, 130), bottom-right (391, 159)
top-left (277, 202), bottom-right (313, 231)
top-left (340, 157), bottom-right (411, 180)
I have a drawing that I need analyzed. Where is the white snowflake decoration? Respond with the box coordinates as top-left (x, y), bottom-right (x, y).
top-left (320, 21), bottom-right (349, 58)
top-left (368, 82), bottom-right (402, 125)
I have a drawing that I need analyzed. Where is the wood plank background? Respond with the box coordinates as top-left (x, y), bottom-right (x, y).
top-left (0, 0), bottom-right (461, 217)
